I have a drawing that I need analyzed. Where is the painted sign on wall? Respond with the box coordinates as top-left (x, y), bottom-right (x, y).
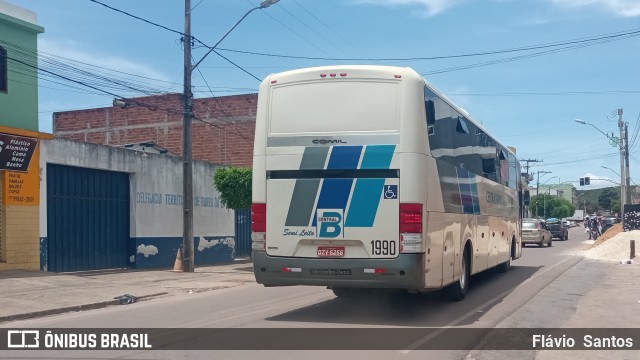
top-left (3, 145), bottom-right (39, 206)
top-left (0, 133), bottom-right (38, 172)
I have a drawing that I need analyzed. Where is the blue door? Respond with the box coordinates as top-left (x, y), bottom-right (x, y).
top-left (234, 208), bottom-right (252, 258)
top-left (46, 164), bottom-right (130, 272)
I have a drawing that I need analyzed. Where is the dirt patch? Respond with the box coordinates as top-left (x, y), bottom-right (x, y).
top-left (591, 223), bottom-right (623, 248)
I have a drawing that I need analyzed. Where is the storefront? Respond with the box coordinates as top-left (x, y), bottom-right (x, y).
top-left (0, 126), bottom-right (53, 270)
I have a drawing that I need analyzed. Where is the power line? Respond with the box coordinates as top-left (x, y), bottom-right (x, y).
top-left (215, 26), bottom-right (640, 61)
top-left (193, 58), bottom-right (254, 144)
top-left (87, 0), bottom-right (184, 36)
top-left (242, 0), bottom-right (332, 57)
top-left (291, 0), bottom-right (362, 55)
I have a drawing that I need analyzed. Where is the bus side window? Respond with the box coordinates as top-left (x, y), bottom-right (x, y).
top-left (425, 100), bottom-right (436, 126)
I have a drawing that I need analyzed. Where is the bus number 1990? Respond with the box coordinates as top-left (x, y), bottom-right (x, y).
top-left (370, 240), bottom-right (396, 256)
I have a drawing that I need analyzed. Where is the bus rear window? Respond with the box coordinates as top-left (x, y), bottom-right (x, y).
top-left (269, 81), bottom-right (399, 134)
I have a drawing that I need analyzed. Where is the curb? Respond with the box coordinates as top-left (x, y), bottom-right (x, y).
top-left (0, 292), bottom-right (168, 324)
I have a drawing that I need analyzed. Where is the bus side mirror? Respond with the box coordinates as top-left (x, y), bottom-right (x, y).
top-left (523, 190), bottom-right (530, 206)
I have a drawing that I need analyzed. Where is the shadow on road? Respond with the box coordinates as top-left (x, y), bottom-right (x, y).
top-left (265, 265), bottom-right (542, 327)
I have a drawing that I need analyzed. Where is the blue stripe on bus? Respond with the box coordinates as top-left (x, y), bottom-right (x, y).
top-left (312, 146), bottom-right (363, 226)
top-left (326, 146), bottom-right (363, 169)
top-left (345, 145), bottom-right (396, 227)
top-left (312, 178), bottom-right (354, 226)
top-left (345, 178), bottom-right (385, 227)
top-left (360, 145), bottom-right (395, 169)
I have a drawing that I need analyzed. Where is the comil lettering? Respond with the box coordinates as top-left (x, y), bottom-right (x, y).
top-left (312, 139), bottom-right (347, 144)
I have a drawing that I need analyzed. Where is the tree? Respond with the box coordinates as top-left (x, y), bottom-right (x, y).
top-left (598, 188), bottom-right (619, 212)
top-left (530, 194), bottom-right (575, 219)
top-left (213, 167), bottom-right (252, 210)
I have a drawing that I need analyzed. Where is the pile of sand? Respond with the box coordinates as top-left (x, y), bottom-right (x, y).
top-left (585, 224), bottom-right (639, 262)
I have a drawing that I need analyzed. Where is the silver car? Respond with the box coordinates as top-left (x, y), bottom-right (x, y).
top-left (522, 218), bottom-right (553, 247)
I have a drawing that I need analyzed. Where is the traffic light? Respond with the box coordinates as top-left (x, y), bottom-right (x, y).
top-left (585, 177), bottom-right (590, 185)
top-left (580, 178), bottom-right (584, 186)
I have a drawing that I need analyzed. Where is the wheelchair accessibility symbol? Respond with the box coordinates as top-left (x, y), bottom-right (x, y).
top-left (383, 185), bottom-right (398, 199)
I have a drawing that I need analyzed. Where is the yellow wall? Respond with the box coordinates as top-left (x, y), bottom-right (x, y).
top-left (0, 144), bottom-right (41, 270)
top-left (0, 205), bottom-right (39, 270)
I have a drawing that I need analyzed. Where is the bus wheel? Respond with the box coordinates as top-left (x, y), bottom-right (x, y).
top-left (445, 248), bottom-right (470, 301)
top-left (497, 257), bottom-right (511, 273)
top-left (332, 288), bottom-right (363, 298)
top-left (498, 240), bottom-right (514, 273)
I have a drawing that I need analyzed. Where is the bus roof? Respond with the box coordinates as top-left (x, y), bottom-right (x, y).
top-left (264, 65), bottom-right (518, 160)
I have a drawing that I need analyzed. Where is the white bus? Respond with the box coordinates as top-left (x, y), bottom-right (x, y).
top-left (251, 65), bottom-right (525, 300)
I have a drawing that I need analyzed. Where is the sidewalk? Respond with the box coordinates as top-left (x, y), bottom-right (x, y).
top-left (1, 252), bottom-right (638, 328)
top-left (0, 260), bottom-right (256, 323)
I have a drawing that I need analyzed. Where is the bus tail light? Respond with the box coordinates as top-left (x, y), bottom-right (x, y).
top-left (400, 203), bottom-right (423, 253)
top-left (252, 203), bottom-right (266, 251)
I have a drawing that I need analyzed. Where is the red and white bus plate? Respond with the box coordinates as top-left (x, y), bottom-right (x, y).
top-left (317, 246), bottom-right (345, 257)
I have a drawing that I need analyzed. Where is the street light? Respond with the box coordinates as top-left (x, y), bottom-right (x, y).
top-left (540, 176), bottom-right (557, 219)
top-left (601, 165), bottom-right (637, 186)
top-left (574, 113), bottom-right (629, 216)
top-left (192, 0), bottom-right (280, 71)
top-left (574, 119), bottom-right (616, 142)
top-left (181, 0), bottom-right (279, 272)
top-left (601, 165), bottom-right (620, 177)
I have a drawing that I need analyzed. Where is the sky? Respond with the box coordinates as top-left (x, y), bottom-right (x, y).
top-left (5, 0), bottom-right (640, 191)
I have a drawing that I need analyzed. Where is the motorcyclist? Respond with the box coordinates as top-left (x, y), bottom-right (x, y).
top-left (589, 215), bottom-right (601, 239)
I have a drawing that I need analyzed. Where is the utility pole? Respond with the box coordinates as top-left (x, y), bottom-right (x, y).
top-left (536, 170), bottom-right (551, 217)
top-left (182, 0), bottom-right (195, 272)
top-left (521, 159), bottom-right (542, 183)
top-left (624, 121), bottom-right (631, 204)
top-left (179, 0), bottom-right (279, 272)
top-left (618, 108), bottom-right (626, 218)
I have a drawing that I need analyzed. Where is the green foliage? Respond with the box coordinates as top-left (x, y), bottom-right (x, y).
top-left (213, 167), bottom-right (252, 210)
top-left (597, 188), bottom-right (619, 211)
top-left (611, 198), bottom-right (621, 214)
top-left (530, 194), bottom-right (575, 219)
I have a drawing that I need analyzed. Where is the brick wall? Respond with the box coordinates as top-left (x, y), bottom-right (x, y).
top-left (53, 93), bottom-right (258, 167)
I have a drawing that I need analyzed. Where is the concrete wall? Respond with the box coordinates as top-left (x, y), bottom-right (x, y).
top-left (52, 93), bottom-right (257, 167)
top-left (40, 138), bottom-right (235, 269)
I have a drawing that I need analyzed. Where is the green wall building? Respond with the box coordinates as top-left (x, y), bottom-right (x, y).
top-left (0, 1), bottom-right (44, 131)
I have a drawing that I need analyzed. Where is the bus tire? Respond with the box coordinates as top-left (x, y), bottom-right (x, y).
top-left (445, 247), bottom-right (470, 301)
top-left (332, 288), bottom-right (363, 298)
top-left (498, 239), bottom-right (515, 273)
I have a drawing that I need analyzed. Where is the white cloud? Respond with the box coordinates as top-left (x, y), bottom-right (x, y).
top-left (550, 0), bottom-right (640, 17)
top-left (354, 0), bottom-right (462, 16)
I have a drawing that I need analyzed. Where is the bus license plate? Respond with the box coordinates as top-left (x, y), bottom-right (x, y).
top-left (317, 246), bottom-right (345, 257)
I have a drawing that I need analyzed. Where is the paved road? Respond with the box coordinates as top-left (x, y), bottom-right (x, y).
top-left (2, 226), bottom-right (602, 359)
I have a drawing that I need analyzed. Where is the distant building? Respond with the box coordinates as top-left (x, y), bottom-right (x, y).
top-left (531, 184), bottom-right (574, 203)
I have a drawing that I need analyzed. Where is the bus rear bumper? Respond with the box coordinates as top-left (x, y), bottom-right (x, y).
top-left (253, 252), bottom-right (426, 291)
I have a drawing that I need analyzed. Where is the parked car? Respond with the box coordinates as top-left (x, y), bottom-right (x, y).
top-left (601, 217), bottom-right (621, 234)
top-left (522, 218), bottom-right (553, 247)
top-left (546, 217), bottom-right (569, 240)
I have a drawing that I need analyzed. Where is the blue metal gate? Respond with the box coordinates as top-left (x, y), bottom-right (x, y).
top-left (234, 208), bottom-right (252, 258)
top-left (46, 164), bottom-right (130, 272)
